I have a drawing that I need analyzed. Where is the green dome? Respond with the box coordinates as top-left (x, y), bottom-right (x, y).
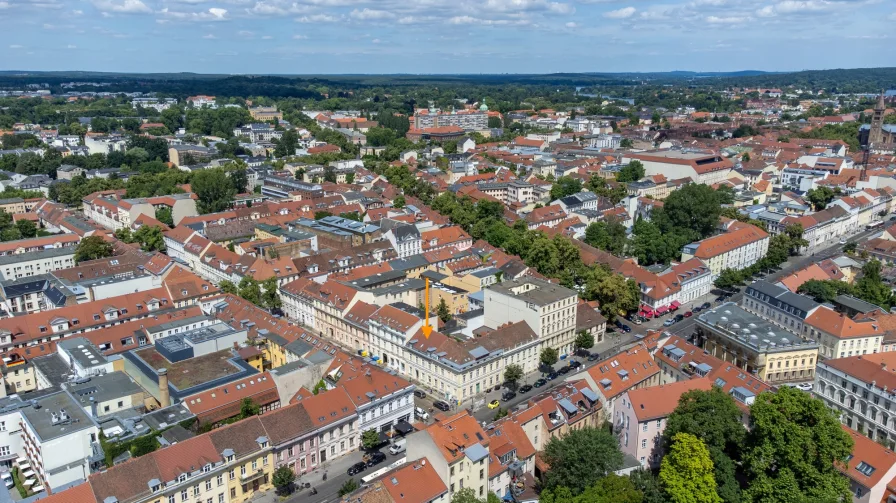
top-left (479, 103), bottom-right (489, 111)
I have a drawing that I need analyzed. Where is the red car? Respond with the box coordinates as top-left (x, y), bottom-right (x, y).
top-left (684, 311), bottom-right (693, 317)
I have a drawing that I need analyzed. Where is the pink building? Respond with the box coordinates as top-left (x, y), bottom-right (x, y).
top-left (617, 378), bottom-right (712, 468)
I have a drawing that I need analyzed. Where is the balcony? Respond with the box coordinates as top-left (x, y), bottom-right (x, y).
top-left (241, 468), bottom-right (266, 483)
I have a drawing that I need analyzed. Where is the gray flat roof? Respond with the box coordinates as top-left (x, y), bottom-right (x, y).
top-left (59, 337), bottom-right (109, 369)
top-left (746, 280), bottom-right (819, 314)
top-left (20, 391), bottom-right (95, 441)
top-left (0, 246), bottom-right (75, 266)
top-left (486, 276), bottom-right (576, 306)
top-left (697, 302), bottom-right (818, 353)
top-left (68, 371), bottom-right (144, 406)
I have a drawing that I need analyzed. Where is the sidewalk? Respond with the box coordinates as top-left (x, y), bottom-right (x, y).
top-left (295, 449), bottom-right (365, 488)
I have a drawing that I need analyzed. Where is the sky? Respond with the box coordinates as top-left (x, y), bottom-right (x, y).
top-left (2, 0), bottom-right (896, 74)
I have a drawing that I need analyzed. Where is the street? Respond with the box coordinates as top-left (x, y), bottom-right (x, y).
top-left (271, 226), bottom-right (876, 503)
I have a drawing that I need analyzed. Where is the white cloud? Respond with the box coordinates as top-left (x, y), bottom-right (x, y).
top-left (371, 38), bottom-right (381, 43)
top-left (9, 44), bottom-right (23, 49)
top-left (43, 23), bottom-right (55, 29)
top-left (92, 0), bottom-right (151, 13)
top-left (604, 6), bottom-right (635, 18)
top-left (292, 34), bottom-right (308, 39)
top-left (238, 29), bottom-right (254, 37)
top-left (706, 15), bottom-right (749, 23)
top-left (66, 44), bottom-right (77, 49)
top-left (296, 13), bottom-right (340, 22)
top-left (208, 7), bottom-right (227, 18)
top-left (72, 9), bottom-right (83, 14)
top-left (262, 35), bottom-right (273, 39)
top-left (448, 15), bottom-right (530, 25)
top-left (203, 33), bottom-right (216, 38)
top-left (888, 10), bottom-right (896, 20)
top-left (0, 2), bottom-right (9, 8)
top-left (350, 8), bottom-right (394, 20)
top-left (159, 6), bottom-right (228, 21)
top-left (565, 21), bottom-right (577, 27)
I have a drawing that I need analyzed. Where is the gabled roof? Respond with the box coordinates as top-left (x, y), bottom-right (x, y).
top-left (625, 378), bottom-right (713, 422)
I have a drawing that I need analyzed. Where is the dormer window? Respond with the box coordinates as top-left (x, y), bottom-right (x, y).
top-left (202, 464), bottom-right (211, 473)
top-left (178, 473), bottom-right (187, 483)
top-left (227, 455), bottom-right (234, 462)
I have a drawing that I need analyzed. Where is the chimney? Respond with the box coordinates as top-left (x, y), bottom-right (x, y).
top-left (883, 362), bottom-right (888, 370)
top-left (158, 368), bottom-right (171, 408)
top-left (89, 396), bottom-right (98, 417)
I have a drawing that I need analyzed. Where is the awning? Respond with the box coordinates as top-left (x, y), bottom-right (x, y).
top-left (23, 479), bottom-right (35, 487)
top-left (670, 301), bottom-right (681, 309)
top-left (656, 305), bottom-right (669, 314)
top-left (393, 420), bottom-right (414, 436)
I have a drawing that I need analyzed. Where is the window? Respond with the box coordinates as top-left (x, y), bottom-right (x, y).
top-left (252, 460), bottom-right (257, 470)
top-left (641, 439), bottom-right (647, 448)
top-left (193, 485), bottom-right (200, 497)
top-left (857, 462), bottom-right (876, 477)
top-left (205, 480), bottom-right (211, 491)
top-left (219, 495), bottom-right (224, 503)
top-left (181, 490), bottom-right (188, 502)
top-left (217, 475), bottom-right (223, 487)
top-left (169, 496), bottom-right (175, 503)
top-left (642, 423), bottom-right (647, 432)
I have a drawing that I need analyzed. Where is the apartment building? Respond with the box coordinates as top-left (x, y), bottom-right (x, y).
top-left (413, 111), bottom-right (488, 131)
top-left (622, 150), bottom-right (734, 186)
top-left (618, 378), bottom-right (713, 468)
top-left (805, 305), bottom-right (887, 359)
top-left (579, 344), bottom-right (661, 420)
top-left (407, 410), bottom-right (491, 500)
top-left (84, 192), bottom-right (198, 230)
top-left (0, 246), bottom-right (76, 281)
top-left (815, 353), bottom-right (896, 450)
top-left (484, 277), bottom-right (578, 354)
top-left (741, 280), bottom-right (821, 339)
top-left (248, 106), bottom-right (283, 121)
top-left (695, 303), bottom-right (819, 384)
top-left (681, 221), bottom-right (769, 279)
top-left (384, 224), bottom-right (423, 258)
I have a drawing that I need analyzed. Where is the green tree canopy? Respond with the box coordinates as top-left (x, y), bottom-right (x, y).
top-left (540, 347), bottom-right (559, 367)
top-left (541, 426), bottom-right (624, 494)
top-left (616, 160), bottom-right (645, 183)
top-left (192, 168), bottom-right (237, 214)
top-left (503, 364), bottom-right (523, 385)
top-left (742, 387), bottom-right (853, 503)
top-left (660, 433), bottom-right (722, 503)
top-left (74, 235), bottom-right (114, 264)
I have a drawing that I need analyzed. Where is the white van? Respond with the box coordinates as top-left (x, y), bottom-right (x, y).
top-left (414, 406), bottom-right (429, 421)
top-left (389, 439), bottom-right (407, 455)
top-left (1, 472), bottom-right (12, 489)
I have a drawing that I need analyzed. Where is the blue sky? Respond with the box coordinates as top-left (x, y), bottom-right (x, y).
top-left (2, 0), bottom-right (896, 74)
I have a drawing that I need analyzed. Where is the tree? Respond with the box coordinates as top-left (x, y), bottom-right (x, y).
top-left (616, 160), bottom-right (645, 183)
top-left (503, 364), bottom-right (523, 387)
top-left (132, 225), bottom-right (166, 252)
top-left (274, 129), bottom-right (298, 158)
top-left (239, 398), bottom-right (260, 418)
top-left (229, 167), bottom-right (249, 194)
top-left (659, 433), bottom-right (722, 503)
top-left (574, 330), bottom-right (594, 351)
top-left (713, 269), bottom-right (744, 290)
top-left (742, 387), bottom-right (853, 503)
top-left (272, 466), bottom-right (295, 496)
top-left (436, 297), bottom-right (452, 322)
top-left (74, 235), bottom-right (114, 264)
top-left (312, 379), bottom-right (327, 395)
top-left (155, 207), bottom-right (174, 227)
top-left (541, 426), bottom-right (624, 494)
top-left (540, 347), bottom-right (559, 368)
top-left (806, 186), bottom-right (836, 211)
top-left (15, 219), bottom-right (36, 238)
top-left (549, 176), bottom-right (583, 200)
top-left (220, 280), bottom-right (237, 295)
top-left (345, 172), bottom-right (355, 184)
top-left (658, 183), bottom-right (725, 241)
top-left (339, 478), bottom-right (359, 497)
top-left (192, 168), bottom-right (236, 214)
top-left (394, 195), bottom-right (406, 208)
top-left (488, 116), bottom-right (502, 128)
top-left (663, 387), bottom-right (745, 503)
top-left (262, 277), bottom-right (282, 311)
top-left (630, 469), bottom-right (665, 503)
top-left (238, 277), bottom-right (263, 306)
top-left (361, 429), bottom-right (380, 450)
top-left (620, 138), bottom-right (633, 148)
top-left (540, 474), bottom-right (643, 503)
top-left (450, 488), bottom-right (484, 503)
top-left (856, 259), bottom-right (895, 310)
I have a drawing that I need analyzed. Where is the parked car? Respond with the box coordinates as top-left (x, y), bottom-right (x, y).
top-left (558, 366), bottom-right (571, 375)
top-left (674, 314), bottom-right (685, 322)
top-left (366, 452), bottom-right (387, 467)
top-left (588, 353), bottom-right (600, 361)
top-left (413, 389), bottom-right (426, 399)
top-left (631, 317), bottom-right (642, 325)
top-left (519, 384), bottom-right (533, 393)
top-left (569, 360), bottom-right (582, 369)
top-left (547, 371), bottom-right (559, 380)
top-left (502, 391), bottom-right (517, 402)
top-left (796, 383), bottom-right (813, 392)
top-left (684, 311), bottom-right (693, 318)
top-left (700, 302), bottom-right (711, 310)
top-left (693, 306), bottom-right (703, 313)
top-left (414, 406), bottom-right (430, 421)
top-left (613, 319), bottom-right (624, 328)
top-left (488, 400), bottom-right (501, 409)
top-left (663, 318), bottom-right (676, 327)
top-left (575, 348), bottom-right (591, 358)
top-left (433, 400), bottom-right (450, 412)
top-left (620, 324), bottom-right (632, 333)
top-left (348, 462), bottom-right (367, 476)
top-left (534, 378), bottom-right (548, 387)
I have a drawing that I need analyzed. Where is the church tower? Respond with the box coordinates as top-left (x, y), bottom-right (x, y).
top-left (869, 89), bottom-right (886, 146)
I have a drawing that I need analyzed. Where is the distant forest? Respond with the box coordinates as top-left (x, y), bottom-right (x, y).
top-left (0, 67), bottom-right (894, 97)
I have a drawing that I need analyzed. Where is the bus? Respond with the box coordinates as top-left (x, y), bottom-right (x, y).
top-left (867, 221), bottom-right (885, 231)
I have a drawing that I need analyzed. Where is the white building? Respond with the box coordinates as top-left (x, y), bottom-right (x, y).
top-left (384, 224), bottom-right (422, 259)
top-left (0, 247), bottom-right (76, 281)
top-left (681, 222), bottom-right (770, 279)
top-left (484, 277), bottom-right (578, 355)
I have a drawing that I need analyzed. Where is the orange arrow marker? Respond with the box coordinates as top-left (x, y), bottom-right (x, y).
top-left (422, 277), bottom-right (433, 339)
